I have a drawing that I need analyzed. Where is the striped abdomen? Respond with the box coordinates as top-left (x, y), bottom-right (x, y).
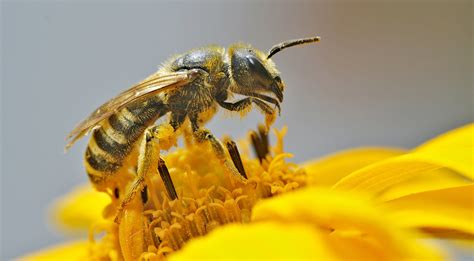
top-left (85, 97), bottom-right (167, 186)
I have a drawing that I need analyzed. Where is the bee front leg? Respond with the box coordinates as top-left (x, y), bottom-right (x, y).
top-left (217, 98), bottom-right (253, 112)
top-left (243, 92), bottom-right (281, 114)
top-left (218, 97), bottom-right (276, 130)
top-left (217, 97), bottom-right (275, 116)
top-left (115, 123), bottom-right (177, 223)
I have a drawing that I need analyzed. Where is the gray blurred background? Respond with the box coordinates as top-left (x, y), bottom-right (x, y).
top-left (1, 0), bottom-right (472, 259)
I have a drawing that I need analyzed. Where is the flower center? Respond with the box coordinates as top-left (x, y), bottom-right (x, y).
top-left (91, 126), bottom-right (307, 259)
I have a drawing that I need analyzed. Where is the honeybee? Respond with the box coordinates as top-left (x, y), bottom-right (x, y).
top-left (66, 37), bottom-right (320, 221)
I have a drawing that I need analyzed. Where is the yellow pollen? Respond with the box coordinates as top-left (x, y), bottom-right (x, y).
top-left (89, 127), bottom-right (307, 260)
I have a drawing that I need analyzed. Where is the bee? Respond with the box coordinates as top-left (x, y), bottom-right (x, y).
top-left (66, 37), bottom-right (320, 221)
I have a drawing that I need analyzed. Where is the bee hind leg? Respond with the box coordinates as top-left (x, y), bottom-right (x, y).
top-left (114, 123), bottom-right (178, 223)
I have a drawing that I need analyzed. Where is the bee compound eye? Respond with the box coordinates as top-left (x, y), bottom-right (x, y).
top-left (245, 55), bottom-right (273, 84)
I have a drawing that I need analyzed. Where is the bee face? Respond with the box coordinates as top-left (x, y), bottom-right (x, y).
top-left (230, 46), bottom-right (284, 102)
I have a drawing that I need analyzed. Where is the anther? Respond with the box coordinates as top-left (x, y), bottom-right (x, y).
top-left (225, 139), bottom-right (248, 179)
top-left (250, 132), bottom-right (264, 162)
top-left (141, 185), bottom-right (148, 204)
top-left (250, 124), bottom-right (270, 162)
top-left (258, 124), bottom-right (270, 157)
top-left (157, 158), bottom-right (178, 200)
top-left (114, 187), bottom-right (120, 199)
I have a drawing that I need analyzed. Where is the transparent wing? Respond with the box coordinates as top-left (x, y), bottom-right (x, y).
top-left (65, 69), bottom-right (200, 150)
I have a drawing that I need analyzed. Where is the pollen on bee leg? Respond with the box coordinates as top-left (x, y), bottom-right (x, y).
top-left (153, 123), bottom-right (178, 151)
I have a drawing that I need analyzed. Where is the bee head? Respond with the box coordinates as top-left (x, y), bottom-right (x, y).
top-left (229, 37), bottom-right (320, 103)
top-left (229, 45), bottom-right (284, 102)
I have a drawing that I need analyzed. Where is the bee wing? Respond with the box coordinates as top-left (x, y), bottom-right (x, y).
top-left (65, 69), bottom-right (200, 150)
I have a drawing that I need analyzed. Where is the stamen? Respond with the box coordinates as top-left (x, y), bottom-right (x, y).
top-left (225, 139), bottom-right (248, 179)
top-left (141, 185), bottom-right (148, 204)
top-left (150, 227), bottom-right (161, 249)
top-left (114, 187), bottom-right (119, 199)
top-left (89, 128), bottom-right (307, 259)
top-left (250, 132), bottom-right (264, 162)
top-left (157, 158), bottom-right (178, 200)
top-left (258, 124), bottom-right (270, 157)
top-left (250, 124), bottom-right (270, 162)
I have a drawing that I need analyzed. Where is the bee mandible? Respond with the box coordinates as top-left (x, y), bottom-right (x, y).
top-left (66, 37), bottom-right (320, 222)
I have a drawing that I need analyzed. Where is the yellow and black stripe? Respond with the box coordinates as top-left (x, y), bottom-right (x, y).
top-left (84, 97), bottom-right (168, 185)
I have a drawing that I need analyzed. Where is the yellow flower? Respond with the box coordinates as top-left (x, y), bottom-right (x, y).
top-left (21, 124), bottom-right (473, 260)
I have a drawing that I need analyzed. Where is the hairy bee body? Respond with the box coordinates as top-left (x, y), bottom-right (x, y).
top-left (69, 37), bottom-right (320, 201)
top-left (84, 96), bottom-right (167, 186)
top-left (85, 46), bottom-right (235, 192)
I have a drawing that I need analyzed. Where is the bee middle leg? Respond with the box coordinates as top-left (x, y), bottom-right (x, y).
top-left (190, 116), bottom-right (247, 183)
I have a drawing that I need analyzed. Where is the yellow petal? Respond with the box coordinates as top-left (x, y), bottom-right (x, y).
top-left (379, 168), bottom-right (471, 201)
top-left (384, 184), bottom-right (474, 239)
top-left (332, 154), bottom-right (446, 196)
top-left (416, 124), bottom-right (473, 150)
top-left (252, 187), bottom-right (443, 260)
top-left (304, 147), bottom-right (406, 186)
top-left (169, 222), bottom-right (334, 260)
top-left (51, 184), bottom-right (110, 233)
top-left (415, 123), bottom-right (474, 179)
top-left (19, 240), bottom-right (89, 261)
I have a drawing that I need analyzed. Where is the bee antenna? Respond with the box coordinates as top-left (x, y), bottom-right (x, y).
top-left (267, 36), bottom-right (320, 59)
